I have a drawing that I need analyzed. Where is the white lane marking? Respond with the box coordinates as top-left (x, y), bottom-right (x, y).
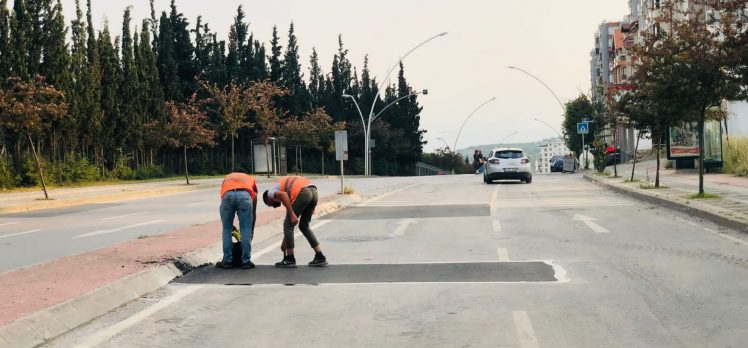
top-left (389, 219), bottom-right (417, 237)
top-left (359, 183), bottom-right (420, 206)
top-left (252, 220), bottom-right (331, 259)
top-left (0, 221), bottom-right (20, 227)
top-left (0, 229), bottom-right (42, 239)
top-left (73, 220), bottom-right (165, 239)
top-left (545, 260), bottom-right (570, 283)
top-left (100, 212), bottom-right (146, 221)
top-left (492, 219), bottom-right (502, 233)
top-left (572, 214), bottom-right (609, 233)
top-left (73, 285), bottom-right (201, 348)
top-left (360, 202), bottom-right (487, 207)
top-left (513, 311), bottom-right (540, 348)
top-left (490, 185), bottom-right (501, 214)
top-left (704, 227), bottom-right (748, 247)
top-left (188, 200), bottom-right (214, 207)
top-left (497, 248), bottom-right (510, 262)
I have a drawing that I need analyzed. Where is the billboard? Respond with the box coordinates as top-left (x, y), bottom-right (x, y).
top-left (666, 120), bottom-right (723, 165)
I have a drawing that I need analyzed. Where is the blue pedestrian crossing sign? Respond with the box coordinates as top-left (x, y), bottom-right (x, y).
top-left (577, 122), bottom-right (589, 135)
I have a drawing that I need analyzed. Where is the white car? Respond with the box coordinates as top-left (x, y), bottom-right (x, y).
top-left (483, 148), bottom-right (532, 184)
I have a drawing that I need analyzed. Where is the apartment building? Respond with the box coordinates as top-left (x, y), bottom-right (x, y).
top-left (536, 141), bottom-right (569, 173)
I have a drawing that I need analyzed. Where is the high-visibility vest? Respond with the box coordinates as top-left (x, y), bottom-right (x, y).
top-left (278, 176), bottom-right (311, 204)
top-left (220, 173), bottom-right (257, 199)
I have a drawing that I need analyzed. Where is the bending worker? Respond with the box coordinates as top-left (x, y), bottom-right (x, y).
top-left (263, 175), bottom-right (327, 268)
top-left (217, 171), bottom-right (257, 269)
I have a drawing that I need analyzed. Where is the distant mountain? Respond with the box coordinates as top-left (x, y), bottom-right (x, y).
top-left (455, 137), bottom-right (563, 171)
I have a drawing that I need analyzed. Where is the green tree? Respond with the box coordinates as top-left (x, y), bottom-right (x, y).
top-left (0, 0), bottom-right (11, 78)
top-left (281, 22), bottom-right (309, 115)
top-left (98, 23), bottom-right (124, 169)
top-left (268, 25), bottom-right (283, 84)
top-left (562, 94), bottom-right (595, 158)
top-left (164, 94), bottom-right (216, 184)
top-left (308, 47), bottom-right (324, 107)
top-left (10, 0), bottom-right (32, 78)
top-left (0, 76), bottom-right (67, 199)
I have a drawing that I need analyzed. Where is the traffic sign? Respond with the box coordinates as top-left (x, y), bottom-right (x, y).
top-left (577, 122), bottom-right (589, 135)
top-left (335, 130), bottom-right (348, 161)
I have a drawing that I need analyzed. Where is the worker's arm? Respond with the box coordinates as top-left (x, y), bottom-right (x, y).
top-left (273, 191), bottom-right (298, 226)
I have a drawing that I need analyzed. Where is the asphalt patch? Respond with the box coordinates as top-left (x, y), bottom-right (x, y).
top-left (320, 204), bottom-right (490, 220)
top-left (175, 261), bottom-right (557, 285)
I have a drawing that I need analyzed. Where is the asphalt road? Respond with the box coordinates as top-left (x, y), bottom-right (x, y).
top-left (0, 176), bottom-right (419, 274)
top-left (43, 174), bottom-right (748, 347)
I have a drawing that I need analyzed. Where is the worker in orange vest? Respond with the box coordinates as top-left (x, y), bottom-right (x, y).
top-left (217, 171), bottom-right (258, 269)
top-left (263, 175), bottom-right (327, 268)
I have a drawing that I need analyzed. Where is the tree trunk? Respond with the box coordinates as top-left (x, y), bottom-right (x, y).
top-left (321, 150), bottom-right (325, 176)
top-left (300, 146), bottom-right (303, 175)
top-left (723, 117), bottom-right (729, 142)
top-left (613, 128), bottom-right (618, 177)
top-left (655, 131), bottom-right (661, 188)
top-left (231, 134), bottom-right (235, 171)
top-left (264, 140), bottom-right (271, 178)
top-left (27, 133), bottom-right (50, 200)
top-left (630, 132), bottom-right (642, 182)
top-left (698, 114), bottom-right (705, 195)
top-left (184, 145), bottom-right (190, 185)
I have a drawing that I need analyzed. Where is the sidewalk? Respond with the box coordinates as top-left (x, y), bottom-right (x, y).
top-left (0, 175), bottom-right (337, 214)
top-left (585, 160), bottom-right (748, 233)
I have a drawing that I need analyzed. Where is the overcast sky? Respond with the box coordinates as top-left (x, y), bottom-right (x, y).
top-left (57, 0), bottom-right (629, 151)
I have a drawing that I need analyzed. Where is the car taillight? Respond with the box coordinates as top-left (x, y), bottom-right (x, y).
top-left (521, 158), bottom-right (529, 164)
top-left (489, 159), bottom-right (500, 164)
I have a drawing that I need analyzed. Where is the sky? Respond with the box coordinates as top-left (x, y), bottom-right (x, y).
top-left (56, 0), bottom-right (630, 152)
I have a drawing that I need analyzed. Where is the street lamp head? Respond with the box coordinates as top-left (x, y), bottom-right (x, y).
top-left (507, 66), bottom-right (516, 70)
top-left (422, 89), bottom-right (429, 95)
top-left (489, 97), bottom-right (497, 102)
top-left (438, 32), bottom-right (448, 37)
top-left (342, 94), bottom-right (352, 98)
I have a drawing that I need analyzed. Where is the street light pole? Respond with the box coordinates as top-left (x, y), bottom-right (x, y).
top-left (344, 89), bottom-right (428, 175)
top-left (533, 118), bottom-right (564, 139)
top-left (363, 32), bottom-right (448, 175)
top-left (453, 97), bottom-right (497, 151)
top-left (500, 131), bottom-right (518, 144)
top-left (507, 66), bottom-right (565, 112)
top-left (436, 137), bottom-right (450, 151)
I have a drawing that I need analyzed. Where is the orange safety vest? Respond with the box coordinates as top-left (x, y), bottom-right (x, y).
top-left (220, 173), bottom-right (257, 199)
top-left (278, 176), bottom-right (311, 204)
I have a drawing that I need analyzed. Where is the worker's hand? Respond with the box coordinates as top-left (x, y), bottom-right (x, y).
top-left (290, 213), bottom-right (299, 226)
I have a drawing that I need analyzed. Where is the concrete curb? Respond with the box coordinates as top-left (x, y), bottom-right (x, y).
top-left (584, 175), bottom-right (748, 234)
top-left (0, 193), bottom-right (362, 348)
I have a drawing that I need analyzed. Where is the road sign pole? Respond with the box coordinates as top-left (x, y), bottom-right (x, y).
top-left (582, 134), bottom-right (585, 171)
top-left (340, 157), bottom-right (344, 193)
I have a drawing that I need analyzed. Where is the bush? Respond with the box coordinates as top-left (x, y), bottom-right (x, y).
top-left (134, 165), bottom-right (166, 180)
top-left (48, 154), bottom-right (101, 184)
top-left (0, 156), bottom-right (20, 189)
top-left (723, 136), bottom-right (748, 177)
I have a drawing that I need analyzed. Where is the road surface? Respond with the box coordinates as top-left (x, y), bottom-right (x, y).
top-left (42, 174), bottom-right (748, 347)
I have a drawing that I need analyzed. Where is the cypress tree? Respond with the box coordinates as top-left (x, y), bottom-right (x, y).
top-left (120, 7), bottom-right (141, 156)
top-left (169, 0), bottom-right (195, 101)
top-left (0, 0), bottom-right (11, 78)
top-left (41, 0), bottom-right (72, 158)
top-left (308, 47), bottom-right (324, 108)
top-left (10, 0), bottom-right (31, 79)
top-left (281, 22), bottom-right (308, 115)
top-left (157, 11), bottom-right (179, 101)
top-left (98, 23), bottom-right (124, 167)
top-left (26, 0), bottom-right (48, 76)
top-left (268, 25), bottom-right (283, 83)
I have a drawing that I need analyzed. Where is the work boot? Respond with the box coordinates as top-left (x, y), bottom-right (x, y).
top-left (308, 253), bottom-right (328, 267)
top-left (275, 255), bottom-right (297, 268)
top-left (240, 261), bottom-right (255, 269)
top-left (215, 261), bottom-right (234, 269)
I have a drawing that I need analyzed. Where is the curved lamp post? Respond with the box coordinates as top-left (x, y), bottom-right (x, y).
top-left (500, 131), bottom-right (518, 144)
top-left (533, 117), bottom-right (564, 139)
top-left (360, 32), bottom-right (448, 175)
top-left (453, 97), bottom-right (497, 151)
top-left (436, 137), bottom-right (451, 150)
top-left (507, 66), bottom-right (565, 112)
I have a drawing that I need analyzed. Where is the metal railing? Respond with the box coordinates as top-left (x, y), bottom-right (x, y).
top-left (415, 162), bottom-right (447, 176)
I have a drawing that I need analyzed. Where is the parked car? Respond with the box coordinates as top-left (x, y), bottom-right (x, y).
top-left (483, 148), bottom-right (532, 184)
top-left (605, 149), bottom-right (631, 166)
top-left (550, 155), bottom-right (564, 172)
